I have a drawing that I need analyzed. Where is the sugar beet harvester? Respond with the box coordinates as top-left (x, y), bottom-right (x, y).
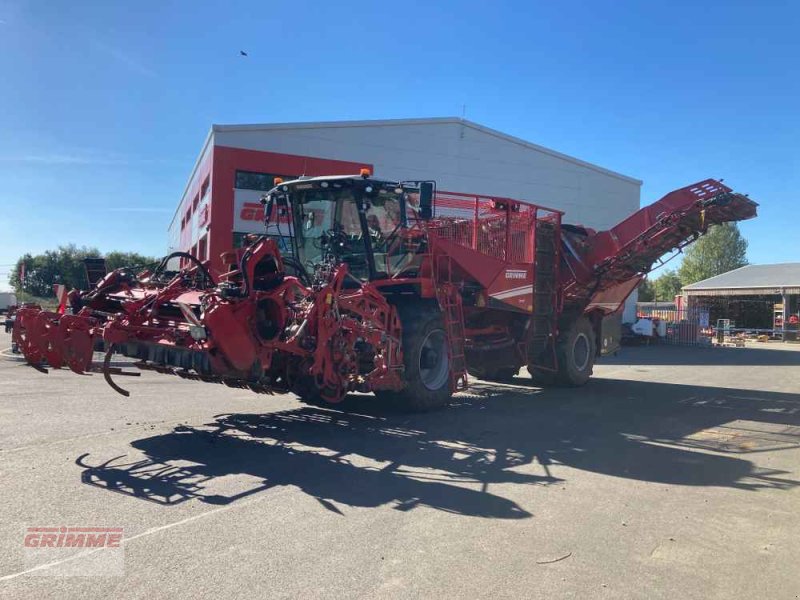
top-left (13, 175), bottom-right (756, 410)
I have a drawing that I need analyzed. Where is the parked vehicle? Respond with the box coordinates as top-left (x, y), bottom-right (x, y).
top-left (12, 176), bottom-right (756, 408)
top-left (0, 292), bottom-right (17, 314)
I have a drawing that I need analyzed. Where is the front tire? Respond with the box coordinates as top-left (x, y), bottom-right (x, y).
top-left (380, 303), bottom-right (452, 411)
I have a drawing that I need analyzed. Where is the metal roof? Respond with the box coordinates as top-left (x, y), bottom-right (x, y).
top-left (637, 301), bottom-right (678, 309)
top-left (173, 117), bottom-right (642, 229)
top-left (211, 117), bottom-right (643, 185)
top-left (683, 263), bottom-right (800, 296)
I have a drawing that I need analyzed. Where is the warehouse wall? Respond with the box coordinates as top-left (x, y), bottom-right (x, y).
top-left (168, 133), bottom-right (214, 254)
top-left (213, 119), bottom-right (641, 230)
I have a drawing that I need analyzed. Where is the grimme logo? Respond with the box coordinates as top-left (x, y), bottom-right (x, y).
top-left (239, 201), bottom-right (292, 223)
top-left (239, 201), bottom-right (265, 221)
top-left (25, 527), bottom-right (123, 548)
top-left (505, 269), bottom-right (527, 280)
top-left (23, 526), bottom-right (125, 577)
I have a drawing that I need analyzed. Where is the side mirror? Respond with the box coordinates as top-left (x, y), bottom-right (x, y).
top-left (419, 182), bottom-right (434, 220)
top-left (261, 194), bottom-right (274, 224)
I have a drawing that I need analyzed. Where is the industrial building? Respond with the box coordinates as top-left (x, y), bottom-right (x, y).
top-left (683, 263), bottom-right (800, 336)
top-left (170, 118), bottom-right (641, 262)
top-left (169, 117), bottom-right (642, 316)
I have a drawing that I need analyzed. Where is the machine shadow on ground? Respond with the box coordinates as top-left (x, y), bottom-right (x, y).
top-left (75, 372), bottom-right (800, 519)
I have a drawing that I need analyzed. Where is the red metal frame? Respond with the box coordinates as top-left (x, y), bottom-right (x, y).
top-left (560, 179), bottom-right (757, 314)
top-left (13, 177), bottom-right (757, 403)
top-left (424, 191), bottom-right (563, 315)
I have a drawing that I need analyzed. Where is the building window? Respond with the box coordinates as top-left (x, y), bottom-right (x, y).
top-left (200, 176), bottom-right (210, 199)
top-left (193, 192), bottom-right (200, 211)
top-left (198, 235), bottom-right (207, 262)
top-left (235, 170), bottom-right (293, 191)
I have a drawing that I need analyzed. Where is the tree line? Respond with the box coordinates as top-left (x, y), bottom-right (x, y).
top-left (638, 222), bottom-right (749, 302)
top-left (8, 222), bottom-right (749, 301)
top-left (10, 244), bottom-right (158, 297)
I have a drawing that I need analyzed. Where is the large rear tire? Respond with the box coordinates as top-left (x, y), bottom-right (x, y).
top-left (554, 316), bottom-right (596, 386)
top-left (528, 316), bottom-right (596, 387)
top-left (378, 303), bottom-right (452, 411)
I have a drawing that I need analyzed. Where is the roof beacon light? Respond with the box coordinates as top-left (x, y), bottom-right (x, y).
top-left (491, 199), bottom-right (520, 212)
top-left (273, 177), bottom-right (284, 186)
top-left (360, 168), bottom-right (371, 178)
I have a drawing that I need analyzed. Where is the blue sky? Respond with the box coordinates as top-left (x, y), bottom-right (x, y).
top-left (0, 0), bottom-right (797, 289)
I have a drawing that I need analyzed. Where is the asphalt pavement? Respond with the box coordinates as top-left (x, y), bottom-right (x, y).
top-left (1, 329), bottom-right (799, 599)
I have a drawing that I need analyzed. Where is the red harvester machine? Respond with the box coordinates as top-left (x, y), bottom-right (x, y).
top-left (12, 174), bottom-right (757, 410)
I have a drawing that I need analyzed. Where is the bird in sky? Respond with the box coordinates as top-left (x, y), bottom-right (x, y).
top-left (240, 50), bottom-right (248, 56)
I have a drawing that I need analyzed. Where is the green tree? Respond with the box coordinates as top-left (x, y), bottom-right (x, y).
top-left (105, 251), bottom-right (160, 271)
top-left (652, 269), bottom-right (683, 302)
top-left (638, 278), bottom-right (654, 302)
top-left (678, 222), bottom-right (748, 285)
top-left (10, 246), bottom-right (158, 297)
top-left (638, 269), bottom-right (683, 303)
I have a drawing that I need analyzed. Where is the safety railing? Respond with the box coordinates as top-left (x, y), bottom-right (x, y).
top-left (425, 191), bottom-right (562, 264)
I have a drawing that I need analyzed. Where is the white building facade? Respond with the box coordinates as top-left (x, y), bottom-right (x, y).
top-left (170, 117), bottom-right (641, 319)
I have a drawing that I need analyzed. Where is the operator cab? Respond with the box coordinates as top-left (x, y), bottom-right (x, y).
top-left (263, 174), bottom-right (430, 284)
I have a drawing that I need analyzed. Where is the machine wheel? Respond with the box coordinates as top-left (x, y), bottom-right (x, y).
top-left (379, 303), bottom-right (452, 411)
top-left (554, 316), bottom-right (596, 386)
top-left (527, 316), bottom-right (596, 386)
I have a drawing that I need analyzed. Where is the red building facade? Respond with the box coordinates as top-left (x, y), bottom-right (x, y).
top-left (169, 143), bottom-right (370, 278)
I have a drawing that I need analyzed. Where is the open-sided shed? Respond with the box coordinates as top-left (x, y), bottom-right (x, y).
top-left (683, 263), bottom-right (800, 333)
